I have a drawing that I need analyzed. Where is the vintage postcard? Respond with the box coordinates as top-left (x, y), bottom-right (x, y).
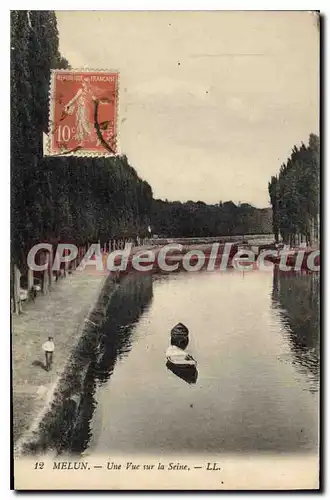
top-left (11, 10), bottom-right (320, 490)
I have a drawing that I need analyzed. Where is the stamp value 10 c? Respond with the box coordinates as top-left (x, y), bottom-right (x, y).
top-left (47, 70), bottom-right (119, 157)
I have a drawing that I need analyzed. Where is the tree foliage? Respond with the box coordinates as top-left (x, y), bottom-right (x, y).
top-left (151, 199), bottom-right (272, 238)
top-left (268, 135), bottom-right (320, 245)
top-left (11, 11), bottom-right (152, 269)
top-left (11, 10), bottom-right (276, 271)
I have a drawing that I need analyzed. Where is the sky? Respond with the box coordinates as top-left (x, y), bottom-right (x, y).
top-left (56, 11), bottom-right (319, 208)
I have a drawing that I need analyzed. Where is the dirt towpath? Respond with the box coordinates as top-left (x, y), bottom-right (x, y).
top-left (12, 268), bottom-right (108, 445)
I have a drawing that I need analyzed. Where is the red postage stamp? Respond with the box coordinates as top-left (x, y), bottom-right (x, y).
top-left (47, 70), bottom-right (119, 156)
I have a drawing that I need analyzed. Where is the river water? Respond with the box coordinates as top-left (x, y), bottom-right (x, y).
top-left (23, 266), bottom-right (319, 456)
top-left (68, 266), bottom-right (319, 456)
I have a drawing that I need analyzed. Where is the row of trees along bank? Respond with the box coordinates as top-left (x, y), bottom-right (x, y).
top-left (11, 11), bottom-right (153, 311)
top-left (11, 10), bottom-right (275, 313)
top-left (268, 134), bottom-right (320, 246)
top-left (151, 199), bottom-right (272, 238)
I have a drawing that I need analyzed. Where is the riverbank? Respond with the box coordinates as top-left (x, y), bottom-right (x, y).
top-left (12, 265), bottom-right (111, 450)
top-left (12, 241), bottom-right (319, 453)
top-left (18, 272), bottom-right (154, 456)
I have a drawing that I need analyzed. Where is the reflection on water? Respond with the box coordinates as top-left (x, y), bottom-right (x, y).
top-left (22, 273), bottom-right (153, 456)
top-left (84, 269), bottom-right (319, 455)
top-left (70, 273), bottom-right (153, 454)
top-left (93, 275), bottom-right (153, 386)
top-left (272, 267), bottom-right (320, 393)
top-left (22, 267), bottom-right (319, 456)
top-left (166, 362), bottom-right (199, 384)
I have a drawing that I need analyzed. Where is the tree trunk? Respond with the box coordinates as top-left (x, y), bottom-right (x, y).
top-left (47, 247), bottom-right (53, 289)
top-left (28, 268), bottom-right (34, 293)
top-left (309, 217), bottom-right (313, 247)
top-left (43, 268), bottom-right (49, 293)
top-left (71, 254), bottom-right (77, 271)
top-left (13, 265), bottom-right (22, 315)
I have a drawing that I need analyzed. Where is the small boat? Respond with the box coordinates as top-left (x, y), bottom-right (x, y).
top-left (171, 322), bottom-right (189, 339)
top-left (166, 361), bottom-right (198, 384)
top-left (171, 336), bottom-right (189, 350)
top-left (166, 345), bottom-right (197, 368)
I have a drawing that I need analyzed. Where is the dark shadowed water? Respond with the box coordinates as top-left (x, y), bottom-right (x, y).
top-left (68, 266), bottom-right (319, 456)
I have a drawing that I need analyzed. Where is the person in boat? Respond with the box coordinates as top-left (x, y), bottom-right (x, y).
top-left (171, 336), bottom-right (189, 350)
top-left (166, 344), bottom-right (197, 366)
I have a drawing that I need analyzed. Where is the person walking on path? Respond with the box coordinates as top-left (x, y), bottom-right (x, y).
top-left (42, 336), bottom-right (55, 371)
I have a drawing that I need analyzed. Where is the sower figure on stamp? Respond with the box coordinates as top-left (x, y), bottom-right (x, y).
top-left (63, 78), bottom-right (112, 147)
top-left (42, 336), bottom-right (55, 371)
top-left (63, 79), bottom-right (98, 146)
top-left (62, 77), bottom-right (113, 146)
